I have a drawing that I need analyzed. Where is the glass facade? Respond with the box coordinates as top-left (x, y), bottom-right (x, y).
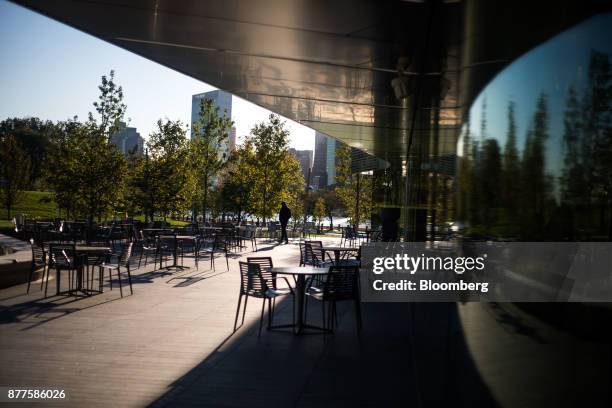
top-left (457, 13), bottom-right (612, 241)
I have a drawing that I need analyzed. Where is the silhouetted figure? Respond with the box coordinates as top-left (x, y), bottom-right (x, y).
top-left (279, 202), bottom-right (291, 244)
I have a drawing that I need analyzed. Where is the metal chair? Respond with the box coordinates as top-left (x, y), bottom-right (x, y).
top-left (234, 261), bottom-right (293, 337)
top-left (100, 243), bottom-right (134, 297)
top-left (48, 243), bottom-right (80, 296)
top-left (26, 239), bottom-right (47, 295)
top-left (305, 264), bottom-right (362, 334)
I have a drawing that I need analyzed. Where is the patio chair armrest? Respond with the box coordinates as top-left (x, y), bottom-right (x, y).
top-left (277, 277), bottom-right (295, 294)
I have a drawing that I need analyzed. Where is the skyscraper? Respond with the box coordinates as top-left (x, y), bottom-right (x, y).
top-left (110, 122), bottom-right (144, 156)
top-left (311, 131), bottom-right (328, 189)
top-left (191, 89), bottom-right (234, 161)
top-left (326, 138), bottom-right (337, 186)
top-left (289, 148), bottom-right (313, 183)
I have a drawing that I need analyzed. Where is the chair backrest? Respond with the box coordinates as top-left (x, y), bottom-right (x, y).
top-left (304, 242), bottom-right (322, 265)
top-left (324, 265), bottom-right (359, 300)
top-left (30, 239), bottom-right (45, 266)
top-left (239, 261), bottom-right (268, 296)
top-left (213, 234), bottom-right (229, 252)
top-left (49, 243), bottom-right (77, 268)
top-left (119, 243), bottom-right (133, 266)
top-left (246, 257), bottom-right (274, 288)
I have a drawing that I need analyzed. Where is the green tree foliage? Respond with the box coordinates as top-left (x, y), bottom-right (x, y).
top-left (46, 119), bottom-right (127, 222)
top-left (248, 115), bottom-right (304, 223)
top-left (190, 98), bottom-right (233, 221)
top-left (0, 133), bottom-right (31, 219)
top-left (0, 118), bottom-right (55, 189)
top-left (335, 144), bottom-right (373, 226)
top-left (312, 196), bottom-right (326, 230)
top-left (92, 70), bottom-right (127, 141)
top-left (502, 101), bottom-right (520, 222)
top-left (144, 119), bottom-right (195, 220)
top-left (216, 140), bottom-right (256, 222)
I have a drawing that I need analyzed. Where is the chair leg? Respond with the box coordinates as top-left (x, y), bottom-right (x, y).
top-left (267, 298), bottom-right (273, 330)
top-left (56, 267), bottom-right (61, 295)
top-left (26, 265), bottom-right (34, 294)
top-left (225, 253), bottom-right (229, 271)
top-left (109, 268), bottom-right (113, 290)
top-left (234, 294), bottom-right (243, 331)
top-left (355, 299), bottom-right (362, 332)
top-left (99, 267), bottom-right (103, 292)
top-left (241, 294), bottom-right (249, 326)
top-left (127, 266), bottom-right (133, 295)
top-left (40, 265), bottom-right (47, 291)
top-left (117, 268), bottom-right (123, 298)
top-left (258, 299), bottom-right (266, 338)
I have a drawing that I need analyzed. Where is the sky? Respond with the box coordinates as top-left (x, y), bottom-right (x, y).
top-left (0, 0), bottom-right (314, 150)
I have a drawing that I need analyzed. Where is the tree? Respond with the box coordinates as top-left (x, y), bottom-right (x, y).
top-left (191, 98), bottom-right (233, 221)
top-left (248, 115), bottom-right (304, 223)
top-left (313, 196), bottom-right (326, 231)
top-left (320, 189), bottom-right (342, 231)
top-left (0, 118), bottom-right (55, 189)
top-left (46, 120), bottom-right (127, 223)
top-left (502, 100), bottom-right (520, 220)
top-left (92, 70), bottom-right (127, 142)
top-left (217, 141), bottom-right (256, 222)
top-left (0, 133), bottom-right (31, 219)
top-left (145, 119), bottom-right (195, 220)
top-left (335, 144), bottom-right (373, 227)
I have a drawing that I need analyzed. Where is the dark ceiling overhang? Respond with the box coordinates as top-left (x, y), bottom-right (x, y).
top-left (11, 0), bottom-right (612, 166)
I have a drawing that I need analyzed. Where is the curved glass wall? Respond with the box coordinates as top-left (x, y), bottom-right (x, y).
top-left (457, 13), bottom-right (612, 241)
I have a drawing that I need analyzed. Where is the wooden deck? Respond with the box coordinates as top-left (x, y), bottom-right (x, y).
top-left (0, 238), bottom-right (610, 407)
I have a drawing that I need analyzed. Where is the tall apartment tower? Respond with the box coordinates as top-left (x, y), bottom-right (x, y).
top-left (110, 122), bottom-right (144, 156)
top-left (289, 148), bottom-right (314, 183)
top-left (191, 89), bottom-right (234, 161)
top-left (311, 131), bottom-right (328, 189)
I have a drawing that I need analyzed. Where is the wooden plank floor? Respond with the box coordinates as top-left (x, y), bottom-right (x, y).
top-left (1, 238), bottom-right (610, 407)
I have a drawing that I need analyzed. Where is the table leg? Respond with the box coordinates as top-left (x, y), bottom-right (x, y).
top-left (295, 275), bottom-right (306, 334)
top-left (334, 250), bottom-right (340, 264)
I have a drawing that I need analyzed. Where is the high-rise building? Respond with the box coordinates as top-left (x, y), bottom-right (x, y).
top-left (326, 138), bottom-right (337, 186)
top-left (311, 131), bottom-right (328, 189)
top-left (289, 148), bottom-right (313, 183)
top-left (110, 122), bottom-right (144, 156)
top-left (191, 89), bottom-right (234, 161)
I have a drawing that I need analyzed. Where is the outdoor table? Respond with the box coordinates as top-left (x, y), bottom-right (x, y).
top-left (268, 266), bottom-right (329, 334)
top-left (158, 235), bottom-right (197, 270)
top-left (321, 246), bottom-right (359, 264)
top-left (56, 246), bottom-right (111, 296)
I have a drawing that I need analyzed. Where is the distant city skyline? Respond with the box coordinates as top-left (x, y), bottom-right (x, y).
top-left (0, 0), bottom-right (315, 151)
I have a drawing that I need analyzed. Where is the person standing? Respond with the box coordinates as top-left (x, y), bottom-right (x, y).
top-left (278, 202), bottom-right (292, 244)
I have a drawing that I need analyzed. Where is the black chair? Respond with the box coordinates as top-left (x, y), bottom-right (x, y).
top-left (341, 226), bottom-right (358, 247)
top-left (239, 226), bottom-right (258, 252)
top-left (303, 241), bottom-right (334, 267)
top-left (101, 243), bottom-right (134, 297)
top-left (48, 243), bottom-right (80, 296)
top-left (82, 252), bottom-right (108, 292)
top-left (235, 261), bottom-right (293, 337)
top-left (136, 230), bottom-right (158, 269)
top-left (305, 264), bottom-right (362, 334)
top-left (27, 239), bottom-right (47, 295)
top-left (246, 257), bottom-right (293, 294)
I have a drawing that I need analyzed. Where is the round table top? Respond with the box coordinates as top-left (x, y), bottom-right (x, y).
top-left (159, 235), bottom-right (197, 240)
top-left (321, 246), bottom-right (359, 252)
top-left (269, 266), bottom-right (329, 276)
top-left (75, 246), bottom-right (111, 252)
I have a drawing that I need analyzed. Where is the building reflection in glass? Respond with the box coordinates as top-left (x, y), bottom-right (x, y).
top-left (457, 13), bottom-right (612, 241)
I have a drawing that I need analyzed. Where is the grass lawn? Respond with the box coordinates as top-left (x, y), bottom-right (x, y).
top-left (0, 191), bottom-right (57, 221)
top-left (1, 191), bottom-right (189, 227)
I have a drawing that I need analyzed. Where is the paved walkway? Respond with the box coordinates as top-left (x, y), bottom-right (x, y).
top-left (0, 238), bottom-right (610, 407)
